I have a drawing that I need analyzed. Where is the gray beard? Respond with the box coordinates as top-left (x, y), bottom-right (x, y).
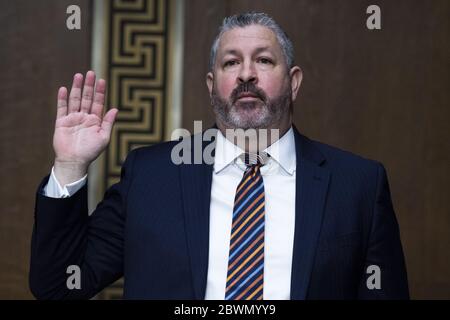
top-left (211, 87), bottom-right (292, 130)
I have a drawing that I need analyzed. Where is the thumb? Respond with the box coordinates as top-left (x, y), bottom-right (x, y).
top-left (101, 108), bottom-right (118, 138)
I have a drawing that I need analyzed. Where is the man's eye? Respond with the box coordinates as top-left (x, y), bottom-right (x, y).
top-left (258, 58), bottom-right (273, 64)
top-left (224, 60), bottom-right (239, 67)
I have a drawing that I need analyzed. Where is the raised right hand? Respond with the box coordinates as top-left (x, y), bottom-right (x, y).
top-left (53, 71), bottom-right (118, 185)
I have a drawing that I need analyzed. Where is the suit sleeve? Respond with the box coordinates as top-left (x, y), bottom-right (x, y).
top-left (357, 163), bottom-right (409, 299)
top-left (29, 150), bottom-right (137, 300)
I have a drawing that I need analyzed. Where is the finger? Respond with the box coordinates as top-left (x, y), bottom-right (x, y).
top-left (68, 73), bottom-right (83, 113)
top-left (56, 87), bottom-right (68, 119)
top-left (91, 78), bottom-right (106, 118)
top-left (80, 70), bottom-right (96, 113)
top-left (101, 108), bottom-right (118, 138)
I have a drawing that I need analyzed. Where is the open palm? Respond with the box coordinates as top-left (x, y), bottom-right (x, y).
top-left (53, 71), bottom-right (118, 166)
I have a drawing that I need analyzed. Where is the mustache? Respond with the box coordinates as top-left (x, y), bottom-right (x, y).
top-left (230, 82), bottom-right (267, 104)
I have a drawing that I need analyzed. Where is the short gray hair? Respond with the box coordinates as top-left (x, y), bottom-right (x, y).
top-left (209, 12), bottom-right (295, 71)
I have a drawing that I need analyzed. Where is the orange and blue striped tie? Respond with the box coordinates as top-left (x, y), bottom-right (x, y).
top-left (225, 153), bottom-right (266, 300)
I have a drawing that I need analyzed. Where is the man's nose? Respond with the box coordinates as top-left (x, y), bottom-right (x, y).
top-left (237, 62), bottom-right (258, 85)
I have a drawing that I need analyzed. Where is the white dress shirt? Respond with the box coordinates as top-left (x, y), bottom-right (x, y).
top-left (45, 166), bottom-right (87, 198)
top-left (44, 127), bottom-right (297, 300)
top-left (205, 128), bottom-right (296, 300)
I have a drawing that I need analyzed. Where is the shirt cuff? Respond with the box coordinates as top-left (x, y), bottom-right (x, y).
top-left (44, 166), bottom-right (87, 198)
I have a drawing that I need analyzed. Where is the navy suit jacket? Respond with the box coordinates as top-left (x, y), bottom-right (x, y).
top-left (29, 127), bottom-right (409, 299)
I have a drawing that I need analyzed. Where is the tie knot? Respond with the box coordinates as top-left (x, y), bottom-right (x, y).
top-left (239, 152), bottom-right (270, 167)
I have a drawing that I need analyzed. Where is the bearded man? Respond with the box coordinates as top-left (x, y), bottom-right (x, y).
top-left (29, 12), bottom-right (409, 300)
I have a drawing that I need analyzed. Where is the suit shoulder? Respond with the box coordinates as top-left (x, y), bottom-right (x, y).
top-left (306, 138), bottom-right (387, 200)
top-left (124, 140), bottom-right (180, 168)
top-left (308, 138), bottom-right (382, 173)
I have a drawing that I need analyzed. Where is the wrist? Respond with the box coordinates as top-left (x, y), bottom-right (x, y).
top-left (53, 159), bottom-right (89, 186)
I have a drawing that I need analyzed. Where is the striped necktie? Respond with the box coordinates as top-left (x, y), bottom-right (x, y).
top-left (225, 153), bottom-right (268, 300)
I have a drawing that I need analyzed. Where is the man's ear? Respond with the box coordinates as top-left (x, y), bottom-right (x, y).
top-left (289, 66), bottom-right (303, 101)
top-left (206, 72), bottom-right (214, 97)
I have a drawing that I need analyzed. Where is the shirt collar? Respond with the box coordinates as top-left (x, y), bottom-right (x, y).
top-left (213, 126), bottom-right (296, 175)
top-left (265, 126), bottom-right (296, 175)
top-left (214, 130), bottom-right (245, 174)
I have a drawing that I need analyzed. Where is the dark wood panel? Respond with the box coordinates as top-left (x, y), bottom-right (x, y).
top-left (182, 0), bottom-right (228, 132)
top-left (0, 0), bottom-right (92, 299)
top-left (182, 0), bottom-right (450, 299)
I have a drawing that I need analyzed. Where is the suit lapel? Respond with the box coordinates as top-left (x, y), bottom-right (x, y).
top-left (290, 128), bottom-right (330, 299)
top-left (179, 133), bottom-right (215, 299)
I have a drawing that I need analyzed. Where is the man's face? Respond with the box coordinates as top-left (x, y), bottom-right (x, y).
top-left (207, 25), bottom-right (302, 131)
